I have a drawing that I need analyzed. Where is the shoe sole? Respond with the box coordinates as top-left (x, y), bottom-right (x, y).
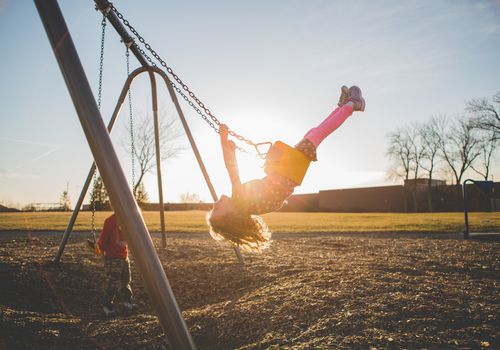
top-left (348, 86), bottom-right (365, 112)
top-left (337, 86), bottom-right (350, 107)
top-left (358, 98), bottom-right (366, 112)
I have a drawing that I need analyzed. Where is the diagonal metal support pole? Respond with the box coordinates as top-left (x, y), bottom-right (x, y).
top-left (35, 1), bottom-right (196, 348)
top-left (148, 71), bottom-right (167, 248)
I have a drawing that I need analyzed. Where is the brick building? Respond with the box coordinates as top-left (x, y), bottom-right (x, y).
top-left (280, 180), bottom-right (498, 213)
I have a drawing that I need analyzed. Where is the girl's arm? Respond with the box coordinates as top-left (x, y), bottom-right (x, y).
top-left (219, 124), bottom-right (241, 187)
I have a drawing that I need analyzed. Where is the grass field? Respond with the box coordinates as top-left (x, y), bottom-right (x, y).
top-left (0, 210), bottom-right (499, 233)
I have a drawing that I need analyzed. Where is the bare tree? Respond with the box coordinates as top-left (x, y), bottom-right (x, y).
top-left (59, 189), bottom-right (71, 211)
top-left (466, 91), bottom-right (500, 138)
top-left (436, 116), bottom-right (481, 185)
top-left (387, 128), bottom-right (412, 181)
top-left (418, 118), bottom-right (442, 211)
top-left (135, 181), bottom-right (149, 208)
top-left (123, 114), bottom-right (185, 197)
top-left (386, 127), bottom-right (414, 212)
top-left (179, 192), bottom-right (201, 203)
top-left (404, 123), bottom-right (427, 212)
top-left (470, 131), bottom-right (498, 180)
top-left (22, 203), bottom-right (37, 212)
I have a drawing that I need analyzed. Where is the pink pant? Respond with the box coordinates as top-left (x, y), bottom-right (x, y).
top-left (304, 104), bottom-right (354, 147)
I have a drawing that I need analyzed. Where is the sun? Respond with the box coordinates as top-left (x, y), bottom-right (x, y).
top-left (234, 151), bottom-right (267, 183)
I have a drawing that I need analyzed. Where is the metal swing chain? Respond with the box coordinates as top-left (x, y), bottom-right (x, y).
top-left (91, 14), bottom-right (107, 241)
top-left (126, 47), bottom-right (136, 195)
top-left (106, 2), bottom-right (269, 158)
top-left (97, 15), bottom-right (106, 111)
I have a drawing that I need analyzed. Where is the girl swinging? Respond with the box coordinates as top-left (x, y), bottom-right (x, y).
top-left (206, 85), bottom-right (365, 252)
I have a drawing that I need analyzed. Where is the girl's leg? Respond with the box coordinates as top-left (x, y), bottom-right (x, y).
top-left (304, 103), bottom-right (354, 148)
top-left (103, 259), bottom-right (120, 306)
top-left (119, 259), bottom-right (133, 303)
top-left (304, 85), bottom-right (365, 148)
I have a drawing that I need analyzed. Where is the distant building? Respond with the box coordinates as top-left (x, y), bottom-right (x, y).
top-left (280, 179), bottom-right (498, 213)
top-left (318, 185), bottom-right (405, 212)
top-left (404, 179), bottom-right (446, 187)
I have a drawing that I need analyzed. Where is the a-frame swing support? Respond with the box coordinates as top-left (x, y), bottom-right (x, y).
top-left (34, 0), bottom-right (196, 348)
top-left (54, 66), bottom-right (160, 263)
top-left (53, 64), bottom-right (244, 264)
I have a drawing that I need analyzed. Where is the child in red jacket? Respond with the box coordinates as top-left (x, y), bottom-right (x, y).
top-left (97, 213), bottom-right (135, 316)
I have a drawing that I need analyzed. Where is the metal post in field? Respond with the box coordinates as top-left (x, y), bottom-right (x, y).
top-left (148, 71), bottom-right (167, 248)
top-left (463, 180), bottom-right (471, 239)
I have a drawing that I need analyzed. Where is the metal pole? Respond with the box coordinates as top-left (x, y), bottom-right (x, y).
top-left (35, 2), bottom-right (196, 348)
top-left (155, 71), bottom-right (218, 201)
top-left (95, 0), bottom-right (149, 67)
top-left (463, 179), bottom-right (473, 239)
top-left (53, 67), bottom-right (149, 263)
top-left (149, 72), bottom-right (167, 248)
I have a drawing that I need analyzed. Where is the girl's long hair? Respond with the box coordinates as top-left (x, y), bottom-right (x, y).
top-left (206, 210), bottom-right (271, 253)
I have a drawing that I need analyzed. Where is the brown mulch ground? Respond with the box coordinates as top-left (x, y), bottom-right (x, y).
top-left (0, 231), bottom-right (498, 349)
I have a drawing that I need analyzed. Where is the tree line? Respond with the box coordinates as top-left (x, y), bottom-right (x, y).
top-left (386, 91), bottom-right (499, 211)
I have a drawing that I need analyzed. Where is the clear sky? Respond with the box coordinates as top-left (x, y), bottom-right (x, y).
top-left (1, 0), bottom-right (500, 208)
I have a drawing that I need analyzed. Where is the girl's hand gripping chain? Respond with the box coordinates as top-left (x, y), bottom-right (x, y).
top-left (219, 124), bottom-right (236, 151)
top-left (219, 124), bottom-right (240, 186)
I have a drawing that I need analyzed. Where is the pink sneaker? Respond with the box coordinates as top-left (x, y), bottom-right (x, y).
top-left (348, 86), bottom-right (366, 112)
top-left (337, 85), bottom-right (349, 107)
